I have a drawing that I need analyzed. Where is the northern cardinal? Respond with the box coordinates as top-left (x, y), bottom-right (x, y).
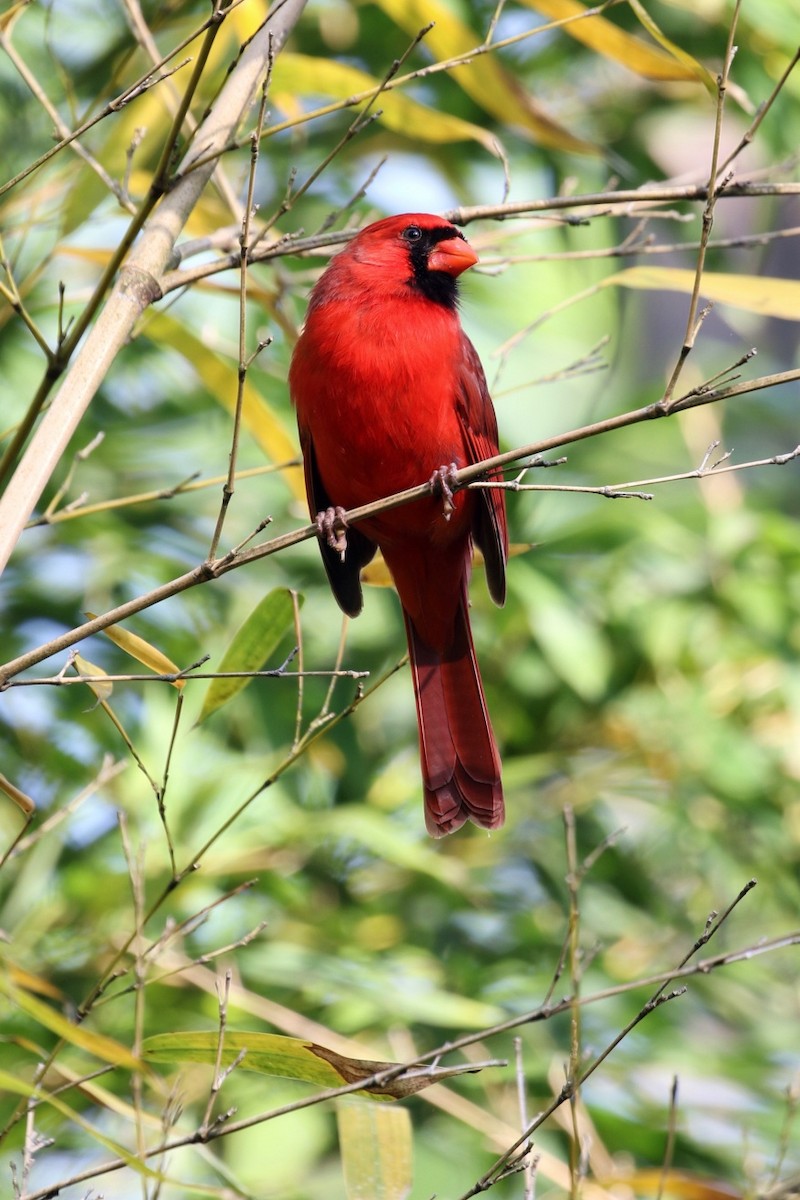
top-left (289, 213), bottom-right (507, 836)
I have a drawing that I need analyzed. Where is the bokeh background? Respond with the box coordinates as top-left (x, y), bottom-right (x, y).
top-left (1, 1), bottom-right (799, 1196)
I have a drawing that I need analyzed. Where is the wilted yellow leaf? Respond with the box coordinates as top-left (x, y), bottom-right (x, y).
top-left (86, 613), bottom-right (185, 689)
top-left (371, 0), bottom-right (598, 153)
top-left (605, 265), bottom-right (800, 320)
top-left (522, 0), bottom-right (713, 84)
top-left (271, 54), bottom-right (500, 155)
top-left (144, 311), bottom-right (304, 498)
top-left (74, 654), bottom-right (113, 702)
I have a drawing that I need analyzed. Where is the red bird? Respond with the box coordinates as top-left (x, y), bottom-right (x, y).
top-left (289, 213), bottom-right (507, 836)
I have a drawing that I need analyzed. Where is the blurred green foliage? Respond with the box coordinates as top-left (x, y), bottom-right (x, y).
top-left (1, 1), bottom-right (799, 1197)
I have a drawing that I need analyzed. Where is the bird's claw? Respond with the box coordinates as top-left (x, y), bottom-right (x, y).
top-left (429, 463), bottom-right (459, 520)
top-left (316, 506), bottom-right (348, 560)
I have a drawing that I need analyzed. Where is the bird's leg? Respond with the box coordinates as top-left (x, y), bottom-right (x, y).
top-left (315, 505), bottom-right (348, 559)
top-left (429, 462), bottom-right (459, 520)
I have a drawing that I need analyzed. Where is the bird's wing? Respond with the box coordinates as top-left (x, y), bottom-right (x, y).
top-left (455, 334), bottom-right (508, 606)
top-left (299, 423), bottom-right (377, 618)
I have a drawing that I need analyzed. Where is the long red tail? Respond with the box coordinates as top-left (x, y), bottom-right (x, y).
top-left (404, 593), bottom-right (504, 837)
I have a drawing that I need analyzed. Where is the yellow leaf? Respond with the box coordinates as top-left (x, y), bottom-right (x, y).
top-left (521, 0), bottom-right (711, 83)
top-left (361, 543), bottom-right (534, 588)
top-left (144, 311), bottom-right (304, 498)
top-left (0, 1070), bottom-right (166, 1183)
top-left (86, 612), bottom-right (185, 690)
top-left (627, 0), bottom-right (717, 94)
top-left (372, 0), bottom-right (598, 154)
top-left (337, 1097), bottom-right (413, 1200)
top-left (74, 654), bottom-right (113, 702)
top-left (605, 265), bottom-right (800, 320)
top-left (271, 54), bottom-right (500, 155)
top-left (0, 974), bottom-right (143, 1071)
top-left (613, 1169), bottom-right (741, 1200)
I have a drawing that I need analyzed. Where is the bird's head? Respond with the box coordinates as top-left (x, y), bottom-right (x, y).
top-left (334, 213), bottom-right (479, 309)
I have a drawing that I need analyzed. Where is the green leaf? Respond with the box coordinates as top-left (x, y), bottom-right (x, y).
top-left (197, 587), bottom-right (301, 723)
top-left (0, 1070), bottom-right (166, 1182)
top-left (0, 973), bottom-right (142, 1071)
top-left (142, 1031), bottom-right (480, 1099)
top-left (337, 1097), bottom-right (413, 1200)
top-left (516, 563), bottom-right (612, 700)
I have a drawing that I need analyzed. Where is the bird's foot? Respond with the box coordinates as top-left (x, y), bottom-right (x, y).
top-left (429, 462), bottom-right (459, 520)
top-left (315, 506), bottom-right (348, 560)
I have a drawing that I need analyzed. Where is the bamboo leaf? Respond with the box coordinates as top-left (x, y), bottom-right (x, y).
top-left (605, 265), bottom-right (800, 320)
top-left (142, 1030), bottom-right (480, 1099)
top-left (521, 0), bottom-right (712, 83)
top-left (272, 54), bottom-right (502, 155)
top-left (197, 587), bottom-right (301, 723)
top-left (0, 1070), bottom-right (165, 1181)
top-left (0, 974), bottom-right (143, 1071)
top-left (86, 612), bottom-right (185, 689)
top-left (144, 311), bottom-right (304, 498)
top-left (627, 0), bottom-right (717, 94)
top-left (371, 0), bottom-right (598, 153)
top-left (74, 653), bottom-right (113, 702)
top-left (337, 1097), bottom-right (413, 1200)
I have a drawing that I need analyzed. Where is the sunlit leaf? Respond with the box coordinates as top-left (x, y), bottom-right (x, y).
top-left (614, 1169), bottom-right (742, 1200)
top-left (605, 265), bottom-right (800, 320)
top-left (0, 974), bottom-right (143, 1071)
top-left (271, 54), bottom-right (501, 155)
top-left (142, 1030), bottom-right (481, 1099)
top-left (74, 653), bottom-right (113, 702)
top-left (337, 1097), bottom-right (413, 1200)
top-left (627, 0), bottom-right (717, 93)
top-left (521, 0), bottom-right (713, 83)
top-left (371, 0), bottom-right (598, 153)
top-left (144, 311), bottom-right (304, 498)
top-left (0, 1070), bottom-right (166, 1182)
top-left (86, 612), bottom-right (186, 689)
top-left (197, 587), bottom-right (301, 723)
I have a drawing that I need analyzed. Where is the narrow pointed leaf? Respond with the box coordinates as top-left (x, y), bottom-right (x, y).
top-left (0, 1070), bottom-right (166, 1182)
top-left (197, 587), bottom-right (301, 723)
top-left (144, 311), bottom-right (304, 498)
top-left (605, 265), bottom-right (800, 320)
top-left (0, 975), bottom-right (143, 1071)
top-left (86, 612), bottom-right (185, 689)
top-left (522, 0), bottom-right (711, 83)
top-left (372, 0), bottom-right (598, 154)
top-left (74, 653), bottom-right (113, 702)
top-left (272, 54), bottom-right (501, 155)
top-left (142, 1031), bottom-right (481, 1099)
top-left (627, 0), bottom-right (717, 93)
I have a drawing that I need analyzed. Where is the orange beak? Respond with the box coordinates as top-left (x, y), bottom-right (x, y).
top-left (427, 235), bottom-right (479, 277)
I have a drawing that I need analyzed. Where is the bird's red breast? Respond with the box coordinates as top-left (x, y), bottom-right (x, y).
top-left (289, 213), bottom-right (507, 834)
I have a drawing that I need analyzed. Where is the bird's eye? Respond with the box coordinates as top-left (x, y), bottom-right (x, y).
top-left (403, 225), bottom-right (423, 242)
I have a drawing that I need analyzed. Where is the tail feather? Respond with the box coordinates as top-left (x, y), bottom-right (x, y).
top-left (404, 594), bottom-right (504, 837)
